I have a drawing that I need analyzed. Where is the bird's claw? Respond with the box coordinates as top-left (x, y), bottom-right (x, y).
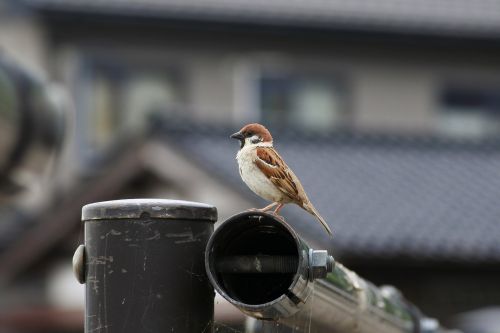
top-left (268, 211), bottom-right (285, 221)
top-left (243, 208), bottom-right (285, 222)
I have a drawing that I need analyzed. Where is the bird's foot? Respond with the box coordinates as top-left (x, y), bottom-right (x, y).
top-left (267, 211), bottom-right (286, 221)
top-left (245, 207), bottom-right (275, 213)
top-left (244, 203), bottom-right (284, 220)
top-left (256, 202), bottom-right (279, 212)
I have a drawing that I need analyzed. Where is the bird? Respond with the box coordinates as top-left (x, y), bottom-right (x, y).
top-left (230, 123), bottom-right (333, 236)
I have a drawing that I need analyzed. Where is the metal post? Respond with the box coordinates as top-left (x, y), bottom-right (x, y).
top-left (206, 211), bottom-right (452, 333)
top-left (74, 199), bottom-right (217, 333)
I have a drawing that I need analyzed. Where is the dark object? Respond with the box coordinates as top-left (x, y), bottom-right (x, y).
top-left (77, 199), bottom-right (217, 333)
top-left (206, 211), bottom-right (449, 332)
top-left (205, 211), bottom-right (334, 320)
top-left (0, 52), bottom-right (67, 198)
top-left (215, 255), bottom-right (299, 274)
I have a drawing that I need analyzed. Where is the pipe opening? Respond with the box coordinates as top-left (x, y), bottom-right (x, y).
top-left (208, 213), bottom-right (299, 305)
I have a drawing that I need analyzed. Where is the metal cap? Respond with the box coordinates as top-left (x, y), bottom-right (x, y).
top-left (82, 199), bottom-right (217, 222)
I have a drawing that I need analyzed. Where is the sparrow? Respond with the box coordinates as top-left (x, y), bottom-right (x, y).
top-left (230, 123), bottom-right (333, 236)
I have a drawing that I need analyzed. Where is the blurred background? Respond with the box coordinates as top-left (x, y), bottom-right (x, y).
top-left (1, 0), bottom-right (500, 332)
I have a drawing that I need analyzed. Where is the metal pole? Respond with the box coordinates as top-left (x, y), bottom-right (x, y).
top-left (73, 199), bottom-right (217, 333)
top-left (206, 211), bottom-right (452, 333)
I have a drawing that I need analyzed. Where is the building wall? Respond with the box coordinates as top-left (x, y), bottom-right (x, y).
top-left (3, 7), bottom-right (500, 146)
top-left (53, 43), bottom-right (500, 127)
top-left (353, 63), bottom-right (435, 132)
top-left (36, 17), bottom-right (500, 170)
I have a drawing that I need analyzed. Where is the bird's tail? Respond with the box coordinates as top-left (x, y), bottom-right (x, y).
top-left (302, 202), bottom-right (333, 237)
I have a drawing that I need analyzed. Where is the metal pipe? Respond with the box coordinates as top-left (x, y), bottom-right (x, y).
top-left (206, 211), bottom-right (451, 333)
top-left (74, 199), bottom-right (217, 333)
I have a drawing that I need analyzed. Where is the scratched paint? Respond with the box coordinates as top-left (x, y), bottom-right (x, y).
top-left (84, 216), bottom-right (215, 332)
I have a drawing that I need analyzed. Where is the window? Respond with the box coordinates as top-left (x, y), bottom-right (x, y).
top-left (437, 84), bottom-right (500, 138)
top-left (81, 57), bottom-right (185, 154)
top-left (259, 72), bottom-right (348, 133)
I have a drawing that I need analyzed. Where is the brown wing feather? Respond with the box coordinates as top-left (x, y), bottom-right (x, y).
top-left (255, 147), bottom-right (302, 202)
top-left (255, 147), bottom-right (333, 236)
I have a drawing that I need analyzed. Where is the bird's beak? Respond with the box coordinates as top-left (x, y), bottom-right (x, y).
top-left (230, 132), bottom-right (244, 141)
top-left (230, 132), bottom-right (245, 148)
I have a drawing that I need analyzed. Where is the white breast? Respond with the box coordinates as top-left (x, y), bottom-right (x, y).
top-left (236, 145), bottom-right (288, 203)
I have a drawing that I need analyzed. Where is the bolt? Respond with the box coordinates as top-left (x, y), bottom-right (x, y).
top-left (72, 244), bottom-right (86, 284)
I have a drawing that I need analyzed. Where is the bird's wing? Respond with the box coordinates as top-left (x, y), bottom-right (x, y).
top-left (254, 147), bottom-right (303, 202)
top-left (255, 146), bottom-right (333, 236)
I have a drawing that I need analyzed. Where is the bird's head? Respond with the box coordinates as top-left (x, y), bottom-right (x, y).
top-left (230, 123), bottom-right (273, 149)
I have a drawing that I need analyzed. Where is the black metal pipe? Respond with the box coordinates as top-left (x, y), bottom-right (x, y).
top-left (77, 199), bottom-right (217, 333)
top-left (205, 211), bottom-right (324, 320)
top-left (206, 211), bottom-right (449, 333)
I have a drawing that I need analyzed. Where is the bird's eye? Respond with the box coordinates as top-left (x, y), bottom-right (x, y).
top-left (246, 132), bottom-right (253, 136)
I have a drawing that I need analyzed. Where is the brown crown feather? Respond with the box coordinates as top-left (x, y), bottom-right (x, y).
top-left (239, 123), bottom-right (273, 143)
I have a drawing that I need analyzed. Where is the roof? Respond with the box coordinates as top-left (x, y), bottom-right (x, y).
top-left (153, 117), bottom-right (500, 264)
top-left (23, 0), bottom-right (500, 39)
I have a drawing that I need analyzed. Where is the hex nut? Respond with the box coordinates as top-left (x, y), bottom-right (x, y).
top-left (309, 249), bottom-right (335, 280)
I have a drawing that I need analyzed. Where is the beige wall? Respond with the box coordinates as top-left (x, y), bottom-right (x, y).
top-left (189, 54), bottom-right (237, 121)
top-left (353, 65), bottom-right (434, 133)
top-left (3, 8), bottom-right (500, 137)
top-left (187, 49), bottom-right (500, 134)
top-left (48, 31), bottom-right (500, 136)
